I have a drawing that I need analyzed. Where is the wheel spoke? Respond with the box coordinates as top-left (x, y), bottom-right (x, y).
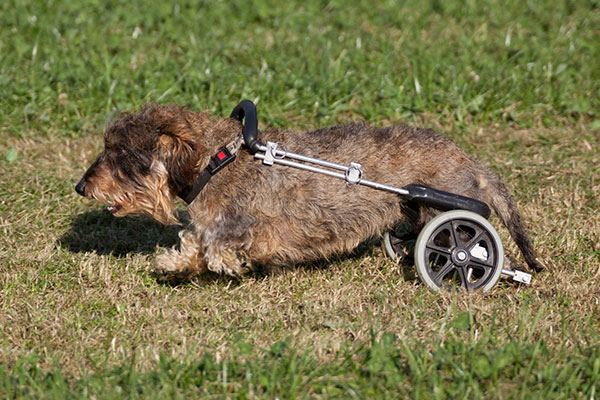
top-left (425, 243), bottom-right (451, 255)
top-left (390, 236), bottom-right (403, 246)
top-left (448, 221), bottom-right (460, 248)
top-left (456, 266), bottom-right (473, 290)
top-left (425, 221), bottom-right (456, 253)
top-left (464, 229), bottom-right (487, 252)
top-left (468, 259), bottom-right (495, 272)
top-left (389, 237), bottom-right (404, 251)
top-left (431, 261), bottom-right (456, 286)
top-left (464, 267), bottom-right (493, 290)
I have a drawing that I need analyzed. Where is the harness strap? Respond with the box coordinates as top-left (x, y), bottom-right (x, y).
top-left (177, 100), bottom-right (258, 204)
top-left (178, 136), bottom-right (243, 204)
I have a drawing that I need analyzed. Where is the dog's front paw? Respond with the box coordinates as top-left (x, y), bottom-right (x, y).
top-left (206, 249), bottom-right (252, 276)
top-left (152, 250), bottom-right (205, 283)
top-left (152, 265), bottom-right (194, 283)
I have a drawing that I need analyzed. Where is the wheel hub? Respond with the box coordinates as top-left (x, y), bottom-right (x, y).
top-left (451, 248), bottom-right (470, 266)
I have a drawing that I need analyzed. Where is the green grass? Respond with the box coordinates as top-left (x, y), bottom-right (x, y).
top-left (4, 329), bottom-right (600, 399)
top-left (1, 0), bottom-right (600, 398)
top-left (1, 0), bottom-right (598, 139)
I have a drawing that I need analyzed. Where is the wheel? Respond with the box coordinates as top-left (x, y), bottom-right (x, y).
top-left (383, 231), bottom-right (398, 261)
top-left (383, 224), bottom-right (416, 262)
top-left (414, 210), bottom-right (504, 292)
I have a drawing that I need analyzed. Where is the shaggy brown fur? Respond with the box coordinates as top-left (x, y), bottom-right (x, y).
top-left (75, 104), bottom-right (543, 281)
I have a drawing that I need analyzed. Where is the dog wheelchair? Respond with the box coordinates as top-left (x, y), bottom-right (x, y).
top-left (230, 100), bottom-right (531, 292)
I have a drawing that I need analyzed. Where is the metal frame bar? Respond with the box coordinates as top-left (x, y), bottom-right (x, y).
top-left (255, 143), bottom-right (410, 196)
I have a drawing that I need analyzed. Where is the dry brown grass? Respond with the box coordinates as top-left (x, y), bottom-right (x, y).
top-left (1, 121), bottom-right (599, 379)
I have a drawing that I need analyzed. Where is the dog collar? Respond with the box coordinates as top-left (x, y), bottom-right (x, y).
top-left (178, 136), bottom-right (242, 204)
top-left (178, 100), bottom-right (260, 204)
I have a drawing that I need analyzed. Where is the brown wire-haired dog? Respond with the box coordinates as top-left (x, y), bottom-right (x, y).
top-left (75, 104), bottom-right (543, 281)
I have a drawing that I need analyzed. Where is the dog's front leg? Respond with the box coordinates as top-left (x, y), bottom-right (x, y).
top-left (153, 229), bottom-right (207, 282)
top-left (201, 214), bottom-right (255, 276)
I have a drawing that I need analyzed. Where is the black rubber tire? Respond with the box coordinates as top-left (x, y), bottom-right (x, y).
top-left (413, 210), bottom-right (504, 292)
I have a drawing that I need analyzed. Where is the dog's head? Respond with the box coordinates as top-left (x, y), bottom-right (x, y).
top-left (75, 104), bottom-right (222, 225)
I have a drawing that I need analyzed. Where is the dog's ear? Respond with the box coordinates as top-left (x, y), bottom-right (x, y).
top-left (153, 107), bottom-right (209, 193)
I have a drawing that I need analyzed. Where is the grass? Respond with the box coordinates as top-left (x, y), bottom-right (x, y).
top-left (1, 0), bottom-right (599, 398)
top-left (4, 332), bottom-right (600, 398)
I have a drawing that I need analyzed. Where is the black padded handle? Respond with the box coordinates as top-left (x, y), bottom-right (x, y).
top-left (403, 184), bottom-right (491, 218)
top-left (230, 100), bottom-right (262, 154)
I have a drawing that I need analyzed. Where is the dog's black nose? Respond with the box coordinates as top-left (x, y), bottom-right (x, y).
top-left (75, 179), bottom-right (86, 196)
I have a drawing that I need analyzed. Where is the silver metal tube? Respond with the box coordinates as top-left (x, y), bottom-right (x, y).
top-left (276, 150), bottom-right (349, 171)
top-left (255, 154), bottom-right (347, 180)
top-left (501, 269), bottom-right (515, 277)
top-left (358, 179), bottom-right (410, 195)
top-left (255, 153), bottom-right (410, 196)
top-left (257, 144), bottom-right (349, 171)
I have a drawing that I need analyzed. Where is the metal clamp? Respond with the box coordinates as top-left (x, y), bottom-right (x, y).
top-left (501, 268), bottom-right (532, 284)
top-left (262, 141), bottom-right (279, 166)
top-left (226, 136), bottom-right (244, 156)
top-left (345, 162), bottom-right (363, 185)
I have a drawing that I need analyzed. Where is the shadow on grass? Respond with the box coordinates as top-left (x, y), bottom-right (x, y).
top-left (58, 210), bottom-right (414, 286)
top-left (58, 209), bottom-right (184, 257)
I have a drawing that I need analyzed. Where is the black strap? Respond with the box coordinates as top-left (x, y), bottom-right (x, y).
top-left (178, 146), bottom-right (236, 204)
top-left (178, 100), bottom-right (260, 204)
top-left (230, 100), bottom-right (262, 154)
top-left (178, 169), bottom-right (212, 204)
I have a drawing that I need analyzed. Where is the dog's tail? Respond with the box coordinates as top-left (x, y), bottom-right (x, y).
top-left (481, 171), bottom-right (545, 272)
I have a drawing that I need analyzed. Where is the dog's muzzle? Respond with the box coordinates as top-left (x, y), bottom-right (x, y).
top-left (75, 179), bottom-right (86, 196)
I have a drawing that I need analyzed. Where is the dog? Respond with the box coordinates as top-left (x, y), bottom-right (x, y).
top-left (75, 103), bottom-right (543, 282)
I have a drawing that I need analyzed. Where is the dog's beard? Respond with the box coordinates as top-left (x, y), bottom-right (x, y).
top-left (87, 160), bottom-right (180, 225)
